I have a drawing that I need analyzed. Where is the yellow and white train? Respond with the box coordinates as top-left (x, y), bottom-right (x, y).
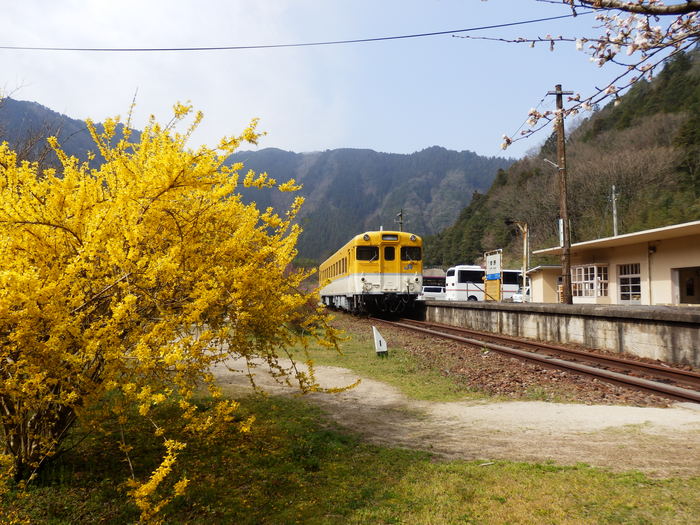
top-left (319, 230), bottom-right (423, 314)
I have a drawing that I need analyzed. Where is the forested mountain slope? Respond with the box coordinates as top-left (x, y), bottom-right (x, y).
top-left (425, 50), bottom-right (700, 269)
top-left (229, 147), bottom-right (513, 261)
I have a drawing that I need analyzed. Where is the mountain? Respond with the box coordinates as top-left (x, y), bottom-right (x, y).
top-left (230, 147), bottom-right (513, 260)
top-left (425, 50), bottom-right (700, 269)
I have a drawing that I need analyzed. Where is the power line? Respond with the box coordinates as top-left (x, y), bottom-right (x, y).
top-left (0, 13), bottom-right (589, 53)
top-left (510, 93), bottom-right (548, 139)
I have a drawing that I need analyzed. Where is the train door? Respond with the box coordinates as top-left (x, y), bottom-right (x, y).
top-left (380, 244), bottom-right (399, 291)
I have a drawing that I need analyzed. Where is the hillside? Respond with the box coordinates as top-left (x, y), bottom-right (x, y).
top-left (0, 98), bottom-right (136, 165)
top-left (425, 50), bottom-right (700, 269)
top-left (230, 147), bottom-right (513, 260)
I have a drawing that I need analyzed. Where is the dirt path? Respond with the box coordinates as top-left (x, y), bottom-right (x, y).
top-left (212, 360), bottom-right (700, 478)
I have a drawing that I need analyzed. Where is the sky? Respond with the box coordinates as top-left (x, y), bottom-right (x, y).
top-left (1, 1), bottom-right (625, 159)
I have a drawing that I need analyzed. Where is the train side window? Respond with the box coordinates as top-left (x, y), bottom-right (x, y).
top-left (446, 269), bottom-right (455, 277)
top-left (356, 246), bottom-right (379, 261)
top-left (384, 246), bottom-right (395, 261)
top-left (400, 246), bottom-right (422, 261)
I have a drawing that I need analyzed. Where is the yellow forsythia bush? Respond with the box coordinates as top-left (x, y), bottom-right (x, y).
top-left (0, 104), bottom-right (339, 512)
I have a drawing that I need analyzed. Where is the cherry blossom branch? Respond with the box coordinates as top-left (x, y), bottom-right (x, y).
top-left (500, 37), bottom-right (695, 148)
top-left (573, 0), bottom-right (700, 16)
top-left (475, 0), bottom-right (699, 148)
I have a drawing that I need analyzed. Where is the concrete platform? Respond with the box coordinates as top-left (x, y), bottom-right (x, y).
top-left (423, 301), bottom-right (700, 367)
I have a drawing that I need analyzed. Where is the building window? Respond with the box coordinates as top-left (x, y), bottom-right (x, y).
top-left (619, 263), bottom-right (641, 303)
top-left (571, 264), bottom-right (608, 297)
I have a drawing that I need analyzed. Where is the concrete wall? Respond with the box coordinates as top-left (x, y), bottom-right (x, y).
top-left (425, 301), bottom-right (700, 367)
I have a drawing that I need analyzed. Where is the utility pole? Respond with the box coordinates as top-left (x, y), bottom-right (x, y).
top-left (547, 84), bottom-right (573, 304)
top-left (395, 209), bottom-right (404, 232)
top-left (612, 184), bottom-right (619, 236)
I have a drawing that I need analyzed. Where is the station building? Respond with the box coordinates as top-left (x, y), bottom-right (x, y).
top-left (531, 220), bottom-right (700, 306)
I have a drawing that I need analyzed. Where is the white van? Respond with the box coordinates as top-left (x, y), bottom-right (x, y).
top-left (512, 286), bottom-right (530, 303)
top-left (417, 285), bottom-right (446, 301)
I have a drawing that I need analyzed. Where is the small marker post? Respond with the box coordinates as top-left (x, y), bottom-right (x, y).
top-left (372, 326), bottom-right (388, 358)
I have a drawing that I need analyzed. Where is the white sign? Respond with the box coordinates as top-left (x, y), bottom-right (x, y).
top-left (372, 326), bottom-right (388, 357)
top-left (485, 249), bottom-right (502, 280)
top-left (559, 218), bottom-right (564, 247)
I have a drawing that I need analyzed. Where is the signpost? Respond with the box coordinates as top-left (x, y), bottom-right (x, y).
top-left (484, 249), bottom-right (502, 302)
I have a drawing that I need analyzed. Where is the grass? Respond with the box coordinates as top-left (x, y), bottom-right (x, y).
top-left (304, 316), bottom-right (487, 403)
top-left (3, 396), bottom-right (700, 524)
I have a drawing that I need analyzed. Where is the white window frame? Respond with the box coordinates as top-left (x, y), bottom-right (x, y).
top-left (618, 263), bottom-right (642, 304)
top-left (571, 264), bottom-right (608, 298)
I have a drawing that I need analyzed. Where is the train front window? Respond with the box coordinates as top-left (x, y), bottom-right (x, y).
top-left (384, 246), bottom-right (395, 261)
top-left (400, 246), bottom-right (421, 262)
top-left (356, 246), bottom-right (379, 261)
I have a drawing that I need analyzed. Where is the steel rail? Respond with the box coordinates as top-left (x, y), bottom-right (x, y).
top-left (377, 319), bottom-right (700, 404)
top-left (406, 319), bottom-right (700, 390)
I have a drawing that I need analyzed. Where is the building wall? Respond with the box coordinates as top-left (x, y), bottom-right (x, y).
top-left (530, 268), bottom-right (560, 303)
top-left (648, 235), bottom-right (700, 304)
top-left (425, 301), bottom-right (700, 367)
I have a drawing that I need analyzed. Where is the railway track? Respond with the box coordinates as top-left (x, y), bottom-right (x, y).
top-left (374, 318), bottom-right (700, 404)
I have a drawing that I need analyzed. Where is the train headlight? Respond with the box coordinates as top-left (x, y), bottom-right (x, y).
top-left (410, 234), bottom-right (416, 241)
top-left (363, 234), bottom-right (370, 241)
top-left (361, 277), bottom-right (365, 282)
top-left (414, 277), bottom-right (419, 282)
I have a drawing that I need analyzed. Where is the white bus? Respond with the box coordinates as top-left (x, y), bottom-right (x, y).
top-left (445, 265), bottom-right (522, 301)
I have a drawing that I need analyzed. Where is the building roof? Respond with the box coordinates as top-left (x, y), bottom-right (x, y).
top-left (526, 265), bottom-right (561, 275)
top-left (533, 220), bottom-right (700, 256)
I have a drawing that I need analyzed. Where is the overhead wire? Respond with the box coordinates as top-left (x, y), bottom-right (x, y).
top-left (509, 93), bottom-right (549, 139)
top-left (0, 12), bottom-right (591, 53)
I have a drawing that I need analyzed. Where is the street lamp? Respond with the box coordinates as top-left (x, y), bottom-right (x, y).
top-left (505, 218), bottom-right (529, 299)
